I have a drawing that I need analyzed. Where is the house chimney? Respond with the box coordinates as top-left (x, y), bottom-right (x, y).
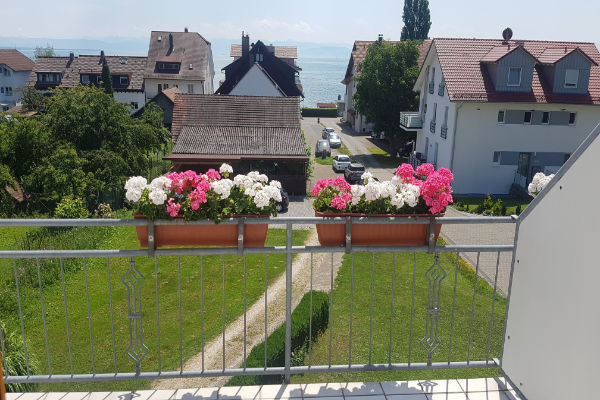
top-left (184, 27), bottom-right (188, 33)
top-left (99, 50), bottom-right (105, 65)
top-left (378, 34), bottom-right (383, 42)
top-left (242, 31), bottom-right (250, 58)
top-left (169, 33), bottom-right (174, 53)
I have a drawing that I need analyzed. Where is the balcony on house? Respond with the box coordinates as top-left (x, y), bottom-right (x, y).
top-left (428, 81), bottom-right (434, 94)
top-left (430, 119), bottom-right (436, 133)
top-left (441, 126), bottom-right (448, 139)
top-left (1, 126), bottom-right (599, 400)
top-left (399, 112), bottom-right (422, 131)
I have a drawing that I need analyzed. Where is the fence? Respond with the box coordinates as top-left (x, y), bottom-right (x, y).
top-left (0, 216), bottom-right (516, 390)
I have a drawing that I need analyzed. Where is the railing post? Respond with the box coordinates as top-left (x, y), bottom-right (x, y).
top-left (345, 216), bottom-right (352, 254)
top-left (427, 216), bottom-right (437, 253)
top-left (0, 349), bottom-right (5, 400)
top-left (284, 222), bottom-right (293, 383)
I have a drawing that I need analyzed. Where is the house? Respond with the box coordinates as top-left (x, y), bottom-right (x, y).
top-left (133, 87), bottom-right (180, 128)
top-left (164, 94), bottom-right (309, 194)
top-left (406, 33), bottom-right (600, 195)
top-left (317, 102), bottom-right (336, 108)
top-left (341, 36), bottom-right (431, 133)
top-left (0, 49), bottom-right (34, 110)
top-left (26, 51), bottom-right (147, 113)
top-left (144, 29), bottom-right (214, 101)
top-left (216, 32), bottom-right (303, 97)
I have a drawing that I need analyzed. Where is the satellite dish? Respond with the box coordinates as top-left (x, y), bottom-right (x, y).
top-left (502, 28), bottom-right (513, 42)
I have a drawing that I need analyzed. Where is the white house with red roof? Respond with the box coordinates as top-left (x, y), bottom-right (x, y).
top-left (406, 33), bottom-right (600, 195)
top-left (0, 49), bottom-right (34, 110)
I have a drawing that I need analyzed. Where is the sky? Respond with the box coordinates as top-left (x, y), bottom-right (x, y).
top-left (2, 0), bottom-right (600, 46)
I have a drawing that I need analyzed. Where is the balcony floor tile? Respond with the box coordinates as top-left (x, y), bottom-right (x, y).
top-left (341, 382), bottom-right (384, 396)
top-left (418, 380), bottom-right (464, 394)
top-left (380, 380), bottom-right (423, 395)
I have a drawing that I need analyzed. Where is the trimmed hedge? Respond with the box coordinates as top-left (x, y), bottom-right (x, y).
top-left (301, 107), bottom-right (338, 118)
top-left (227, 290), bottom-right (329, 386)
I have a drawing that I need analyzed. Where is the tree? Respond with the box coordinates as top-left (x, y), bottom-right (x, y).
top-left (100, 60), bottom-right (113, 94)
top-left (401, 0), bottom-right (431, 40)
top-left (19, 86), bottom-right (46, 112)
top-left (353, 40), bottom-right (421, 157)
top-left (34, 44), bottom-right (55, 58)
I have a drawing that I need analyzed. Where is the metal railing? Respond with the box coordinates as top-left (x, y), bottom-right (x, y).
top-left (441, 126), bottom-right (448, 139)
top-left (438, 82), bottom-right (445, 97)
top-left (428, 81), bottom-right (434, 94)
top-left (399, 112), bottom-right (422, 129)
top-left (0, 216), bottom-right (516, 388)
top-left (430, 120), bottom-right (436, 133)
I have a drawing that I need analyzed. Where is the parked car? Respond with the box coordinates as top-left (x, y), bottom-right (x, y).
top-left (315, 139), bottom-right (331, 157)
top-left (322, 127), bottom-right (335, 139)
top-left (332, 154), bottom-right (352, 172)
top-left (328, 133), bottom-right (341, 148)
top-left (276, 189), bottom-right (289, 212)
top-left (344, 163), bottom-right (366, 183)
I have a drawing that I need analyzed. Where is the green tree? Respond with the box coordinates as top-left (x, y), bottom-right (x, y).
top-left (400, 0), bottom-right (432, 40)
top-left (100, 60), bottom-right (113, 94)
top-left (18, 86), bottom-right (46, 112)
top-left (34, 44), bottom-right (55, 58)
top-left (353, 40), bottom-right (421, 157)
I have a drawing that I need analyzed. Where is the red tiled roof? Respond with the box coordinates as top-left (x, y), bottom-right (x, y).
top-left (0, 49), bottom-right (34, 71)
top-left (342, 39), bottom-right (431, 84)
top-left (480, 45), bottom-right (537, 63)
top-left (431, 38), bottom-right (600, 104)
top-left (317, 102), bottom-right (336, 108)
top-left (160, 87), bottom-right (181, 103)
top-left (230, 44), bottom-right (297, 59)
top-left (537, 47), bottom-right (598, 65)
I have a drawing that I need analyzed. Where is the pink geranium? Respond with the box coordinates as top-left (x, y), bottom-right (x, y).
top-left (421, 170), bottom-right (454, 214)
top-left (395, 164), bottom-right (415, 182)
top-left (206, 169), bottom-right (221, 181)
top-left (166, 198), bottom-right (181, 217)
top-left (331, 196), bottom-right (348, 210)
top-left (416, 163), bottom-right (435, 178)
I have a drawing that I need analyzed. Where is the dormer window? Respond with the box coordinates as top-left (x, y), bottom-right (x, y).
top-left (255, 53), bottom-right (263, 62)
top-left (507, 67), bottom-right (522, 86)
top-left (81, 75), bottom-right (90, 84)
top-left (157, 62), bottom-right (180, 72)
top-left (564, 69), bottom-right (579, 88)
top-left (119, 76), bottom-right (129, 86)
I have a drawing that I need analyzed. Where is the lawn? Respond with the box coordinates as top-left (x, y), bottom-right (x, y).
top-left (291, 248), bottom-right (506, 383)
top-left (367, 146), bottom-right (405, 167)
top-left (453, 196), bottom-right (530, 215)
top-left (0, 217), bottom-right (310, 392)
top-left (314, 144), bottom-right (354, 167)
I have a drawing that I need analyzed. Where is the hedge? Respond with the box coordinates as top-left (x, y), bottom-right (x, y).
top-left (226, 290), bottom-right (329, 386)
top-left (301, 107), bottom-right (338, 118)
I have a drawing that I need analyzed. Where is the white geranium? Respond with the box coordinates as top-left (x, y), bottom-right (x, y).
top-left (257, 174), bottom-right (269, 183)
top-left (148, 188), bottom-right (167, 205)
top-left (364, 181), bottom-right (381, 201)
top-left (253, 190), bottom-right (271, 209)
top-left (264, 185), bottom-right (282, 202)
top-left (391, 175), bottom-right (402, 187)
top-left (350, 185), bottom-right (364, 205)
top-left (150, 176), bottom-right (171, 191)
top-left (125, 176), bottom-right (147, 191)
top-left (219, 163), bottom-right (233, 175)
top-left (212, 179), bottom-right (234, 200)
top-left (400, 183), bottom-right (420, 207)
top-left (380, 181), bottom-right (397, 199)
top-left (234, 175), bottom-right (254, 191)
top-left (126, 188), bottom-right (143, 202)
top-left (247, 171), bottom-right (260, 181)
top-left (361, 171), bottom-right (373, 183)
top-left (528, 172), bottom-right (554, 197)
top-left (390, 193), bottom-right (405, 209)
top-left (270, 180), bottom-right (282, 189)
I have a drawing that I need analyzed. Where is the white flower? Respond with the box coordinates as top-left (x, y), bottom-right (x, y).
top-left (379, 181), bottom-right (397, 199)
top-left (391, 193), bottom-right (405, 209)
top-left (264, 185), bottom-right (282, 202)
top-left (361, 171), bottom-right (373, 183)
top-left (350, 185), bottom-right (364, 205)
top-left (211, 179), bottom-right (234, 200)
top-left (364, 181), bottom-right (381, 201)
top-left (125, 188), bottom-right (143, 202)
top-left (253, 190), bottom-right (271, 209)
top-left (528, 172), bottom-right (554, 197)
top-left (253, 182), bottom-right (263, 192)
top-left (257, 174), bottom-right (269, 183)
top-left (150, 176), bottom-right (171, 191)
top-left (391, 175), bottom-right (402, 187)
top-left (400, 183), bottom-right (420, 207)
top-left (125, 176), bottom-right (147, 191)
top-left (234, 175), bottom-right (254, 191)
top-left (148, 188), bottom-right (167, 205)
top-left (247, 171), bottom-right (260, 181)
top-left (219, 163), bottom-right (233, 175)
top-left (270, 180), bottom-right (282, 189)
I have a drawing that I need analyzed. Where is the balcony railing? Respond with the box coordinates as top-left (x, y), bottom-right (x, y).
top-left (438, 82), bottom-right (445, 97)
top-left (441, 126), bottom-right (448, 139)
top-left (0, 216), bottom-right (516, 388)
top-left (428, 81), bottom-right (435, 94)
top-left (430, 119), bottom-right (436, 133)
top-left (399, 112), bottom-right (422, 129)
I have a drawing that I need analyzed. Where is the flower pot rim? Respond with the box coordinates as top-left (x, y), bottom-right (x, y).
top-left (314, 211), bottom-right (444, 217)
top-left (133, 213), bottom-right (270, 220)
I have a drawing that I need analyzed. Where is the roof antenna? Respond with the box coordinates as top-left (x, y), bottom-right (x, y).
top-left (502, 27), bottom-right (513, 45)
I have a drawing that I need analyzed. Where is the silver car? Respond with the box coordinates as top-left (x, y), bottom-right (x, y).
top-left (322, 127), bottom-right (335, 139)
top-left (332, 154), bottom-right (351, 172)
top-left (328, 133), bottom-right (342, 148)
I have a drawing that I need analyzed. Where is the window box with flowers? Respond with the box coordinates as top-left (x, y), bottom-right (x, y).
top-left (125, 164), bottom-right (282, 248)
top-left (311, 163), bottom-right (454, 246)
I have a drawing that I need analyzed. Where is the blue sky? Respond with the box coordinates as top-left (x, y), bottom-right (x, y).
top-left (2, 0), bottom-right (600, 45)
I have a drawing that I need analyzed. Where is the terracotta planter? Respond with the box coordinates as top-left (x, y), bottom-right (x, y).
top-left (134, 214), bottom-right (268, 248)
top-left (314, 211), bottom-right (443, 246)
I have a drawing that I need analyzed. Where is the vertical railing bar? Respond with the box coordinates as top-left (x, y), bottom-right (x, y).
top-left (107, 257), bottom-right (118, 374)
top-left (13, 259), bottom-right (31, 376)
top-left (243, 255), bottom-right (247, 370)
top-left (264, 254), bottom-right (268, 370)
top-left (59, 258), bottom-right (74, 375)
top-left (408, 252), bottom-right (416, 366)
top-left (486, 251), bottom-right (501, 363)
top-left (328, 252), bottom-right (333, 368)
top-left (153, 257), bottom-right (161, 374)
top-left (200, 256), bottom-right (204, 372)
top-left (0, 311), bottom-right (7, 378)
top-left (36, 258), bottom-right (52, 375)
top-left (83, 258), bottom-right (96, 375)
top-left (369, 252), bottom-right (375, 365)
top-left (222, 254), bottom-right (226, 372)
top-left (388, 253), bottom-right (396, 366)
top-left (0, 341), bottom-right (5, 400)
top-left (348, 253), bottom-right (354, 367)
top-left (284, 223), bottom-right (293, 383)
top-left (467, 252), bottom-right (481, 365)
top-left (309, 252), bottom-right (313, 368)
top-left (178, 256), bottom-right (183, 374)
top-left (447, 252), bottom-right (460, 365)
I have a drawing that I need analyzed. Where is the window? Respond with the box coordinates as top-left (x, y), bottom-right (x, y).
top-left (507, 67), bottom-right (522, 86)
top-left (542, 112), bottom-right (550, 124)
top-left (188, 84), bottom-right (194, 94)
top-left (6, 87), bottom-right (12, 96)
top-left (0, 87), bottom-right (3, 93)
top-left (255, 53), bottom-right (263, 62)
top-left (432, 103), bottom-right (437, 121)
top-left (497, 110), bottom-right (505, 124)
top-left (493, 151), bottom-right (501, 165)
top-left (564, 69), bottom-right (579, 88)
top-left (158, 84), bottom-right (162, 92)
top-left (443, 106), bottom-right (449, 127)
top-left (96, 76), bottom-right (101, 84)
top-left (130, 102), bottom-right (138, 110)
top-left (81, 74), bottom-right (89, 84)
top-left (119, 76), bottom-right (129, 86)
top-left (524, 111), bottom-right (532, 124)
top-left (164, 83), bottom-right (169, 89)
top-left (569, 112), bottom-right (576, 125)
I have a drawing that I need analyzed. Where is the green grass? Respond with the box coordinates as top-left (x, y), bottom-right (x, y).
top-left (453, 196), bottom-right (530, 215)
top-left (315, 156), bottom-right (334, 165)
top-left (367, 146), bottom-right (405, 167)
top-left (291, 247), bottom-right (506, 384)
top-left (315, 143), bottom-right (354, 166)
top-left (0, 218), bottom-right (310, 392)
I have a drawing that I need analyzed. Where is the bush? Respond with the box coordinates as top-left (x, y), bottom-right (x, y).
top-left (0, 321), bottom-right (38, 392)
top-left (54, 197), bottom-right (89, 219)
top-left (475, 204), bottom-right (484, 214)
top-left (515, 204), bottom-right (522, 215)
top-left (227, 291), bottom-right (329, 386)
top-left (301, 108), bottom-right (338, 118)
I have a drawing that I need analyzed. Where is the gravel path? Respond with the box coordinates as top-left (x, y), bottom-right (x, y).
top-left (152, 228), bottom-right (343, 389)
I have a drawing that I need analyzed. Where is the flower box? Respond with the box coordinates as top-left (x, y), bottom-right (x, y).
top-left (133, 214), bottom-right (268, 248)
top-left (315, 211), bottom-right (442, 246)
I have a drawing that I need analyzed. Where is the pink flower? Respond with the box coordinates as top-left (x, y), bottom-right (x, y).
top-left (311, 179), bottom-right (329, 197)
top-left (331, 196), bottom-right (347, 210)
top-left (166, 198), bottom-right (181, 217)
top-left (340, 192), bottom-right (352, 203)
top-left (189, 189), bottom-right (207, 204)
top-left (333, 176), bottom-right (351, 192)
top-left (206, 169), bottom-right (221, 181)
top-left (420, 170), bottom-right (454, 214)
top-left (395, 164), bottom-right (415, 182)
top-left (416, 163), bottom-right (435, 178)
